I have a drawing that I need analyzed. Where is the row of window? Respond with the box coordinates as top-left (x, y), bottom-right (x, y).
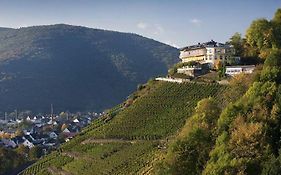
top-left (204, 55), bottom-right (229, 60)
top-left (187, 49), bottom-right (203, 54)
top-left (185, 48), bottom-right (229, 55)
top-left (226, 69), bottom-right (242, 73)
top-left (207, 48), bottom-right (226, 54)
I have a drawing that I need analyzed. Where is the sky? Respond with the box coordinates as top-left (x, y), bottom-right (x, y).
top-left (0, 0), bottom-right (280, 48)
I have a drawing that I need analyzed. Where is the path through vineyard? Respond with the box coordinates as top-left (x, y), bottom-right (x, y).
top-left (81, 138), bottom-right (166, 144)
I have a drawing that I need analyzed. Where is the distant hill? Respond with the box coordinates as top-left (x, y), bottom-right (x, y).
top-left (0, 24), bottom-right (179, 113)
top-left (0, 27), bottom-right (14, 32)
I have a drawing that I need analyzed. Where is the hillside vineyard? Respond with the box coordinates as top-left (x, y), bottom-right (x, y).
top-left (20, 81), bottom-right (226, 175)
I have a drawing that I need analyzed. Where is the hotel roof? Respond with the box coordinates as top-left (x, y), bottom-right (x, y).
top-left (180, 40), bottom-right (229, 51)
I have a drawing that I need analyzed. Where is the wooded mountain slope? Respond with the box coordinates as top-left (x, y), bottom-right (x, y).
top-left (0, 24), bottom-right (178, 113)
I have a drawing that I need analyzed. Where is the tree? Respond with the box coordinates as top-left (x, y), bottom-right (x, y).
top-left (260, 49), bottom-right (281, 83)
top-left (194, 97), bottom-right (220, 127)
top-left (28, 146), bottom-right (43, 160)
top-left (273, 9), bottom-right (281, 24)
top-left (169, 128), bottom-right (212, 175)
top-left (156, 98), bottom-right (220, 175)
top-left (262, 152), bottom-right (281, 175)
top-left (16, 144), bottom-right (29, 157)
top-left (15, 129), bottom-right (24, 137)
top-left (0, 146), bottom-right (25, 174)
top-left (246, 18), bottom-right (273, 59)
top-left (61, 123), bottom-right (68, 131)
top-left (214, 60), bottom-right (223, 70)
top-left (245, 9), bottom-right (281, 59)
top-left (229, 116), bottom-right (264, 159)
top-left (246, 19), bottom-right (273, 50)
top-left (223, 72), bottom-right (256, 103)
top-left (59, 112), bottom-right (67, 118)
top-left (272, 8), bottom-right (281, 48)
top-left (229, 32), bottom-right (244, 56)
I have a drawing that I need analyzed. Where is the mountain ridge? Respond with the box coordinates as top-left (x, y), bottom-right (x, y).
top-left (0, 24), bottom-right (179, 113)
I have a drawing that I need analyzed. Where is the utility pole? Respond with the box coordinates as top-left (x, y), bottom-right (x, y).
top-left (15, 109), bottom-right (18, 121)
top-left (4, 112), bottom-right (7, 121)
top-left (51, 104), bottom-right (53, 117)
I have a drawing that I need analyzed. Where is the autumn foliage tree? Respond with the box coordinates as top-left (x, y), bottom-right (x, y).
top-left (155, 98), bottom-right (220, 175)
top-left (203, 49), bottom-right (281, 175)
top-left (245, 9), bottom-right (281, 59)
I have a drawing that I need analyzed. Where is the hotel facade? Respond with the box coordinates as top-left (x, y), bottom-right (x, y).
top-left (179, 40), bottom-right (238, 67)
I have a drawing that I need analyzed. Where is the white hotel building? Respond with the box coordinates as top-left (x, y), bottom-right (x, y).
top-left (179, 40), bottom-right (238, 67)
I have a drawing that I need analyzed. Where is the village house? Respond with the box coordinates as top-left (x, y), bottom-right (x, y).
top-left (0, 111), bottom-right (98, 151)
top-left (73, 118), bottom-right (79, 123)
top-left (62, 128), bottom-right (71, 133)
top-left (22, 139), bottom-right (34, 148)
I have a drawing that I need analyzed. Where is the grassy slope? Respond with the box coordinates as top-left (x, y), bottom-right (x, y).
top-left (21, 81), bottom-right (226, 175)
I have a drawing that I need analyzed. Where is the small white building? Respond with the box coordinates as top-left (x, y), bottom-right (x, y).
top-left (177, 66), bottom-right (202, 77)
top-left (63, 128), bottom-right (71, 133)
top-left (155, 77), bottom-right (190, 83)
top-left (73, 119), bottom-right (80, 123)
top-left (23, 129), bottom-right (33, 135)
top-left (16, 119), bottom-right (23, 123)
top-left (225, 65), bottom-right (255, 76)
top-left (23, 139), bottom-right (34, 148)
top-left (47, 119), bottom-right (53, 125)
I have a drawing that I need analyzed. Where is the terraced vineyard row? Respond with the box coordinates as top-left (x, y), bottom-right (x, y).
top-left (62, 141), bottom-right (156, 175)
top-left (85, 82), bottom-right (226, 139)
top-left (20, 152), bottom-right (73, 175)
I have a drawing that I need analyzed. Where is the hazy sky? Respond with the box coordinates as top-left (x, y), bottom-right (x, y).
top-left (0, 0), bottom-right (280, 47)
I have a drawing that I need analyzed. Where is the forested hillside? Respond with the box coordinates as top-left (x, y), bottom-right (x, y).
top-left (0, 24), bottom-right (178, 113)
